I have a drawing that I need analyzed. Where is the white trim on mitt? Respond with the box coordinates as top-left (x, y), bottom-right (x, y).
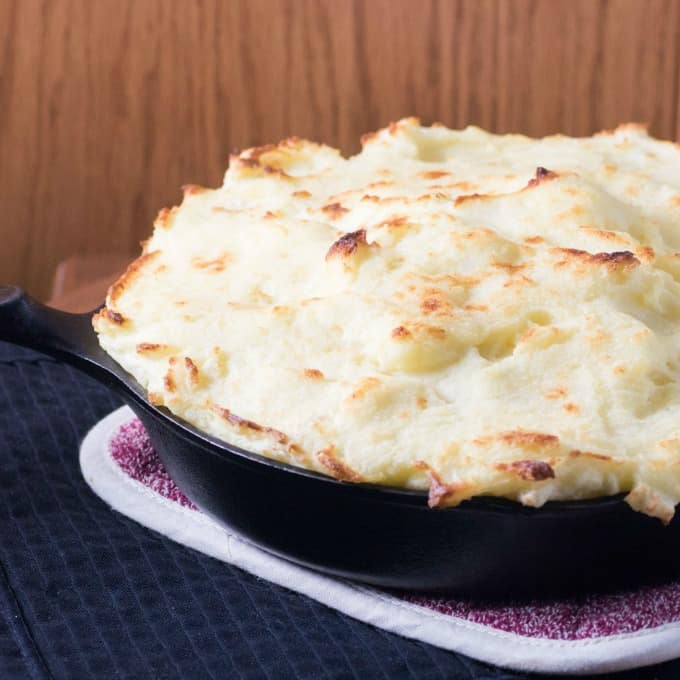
top-left (80, 407), bottom-right (680, 675)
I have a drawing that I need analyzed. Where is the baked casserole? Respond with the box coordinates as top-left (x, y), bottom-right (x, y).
top-left (94, 119), bottom-right (680, 521)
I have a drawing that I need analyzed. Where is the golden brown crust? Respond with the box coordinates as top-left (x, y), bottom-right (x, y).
top-left (155, 205), bottom-right (182, 230)
top-left (321, 202), bottom-right (349, 219)
top-left (419, 170), bottom-right (451, 180)
top-left (325, 229), bottom-right (372, 261)
top-left (526, 166), bottom-right (558, 187)
top-left (230, 155), bottom-right (259, 170)
top-left (569, 449), bottom-right (613, 461)
top-left (94, 307), bottom-right (126, 326)
top-left (184, 357), bottom-right (199, 385)
top-left (182, 184), bottom-right (209, 197)
top-left (501, 431), bottom-right (560, 449)
top-left (552, 248), bottom-right (640, 271)
top-left (545, 386), bottom-right (568, 400)
top-left (191, 254), bottom-right (231, 273)
top-left (135, 343), bottom-right (175, 357)
top-left (360, 130), bottom-right (379, 146)
top-left (454, 193), bottom-right (485, 207)
top-left (455, 168), bottom-right (557, 208)
top-left (230, 154), bottom-right (293, 180)
top-left (578, 226), bottom-right (634, 245)
top-left (625, 484), bottom-right (674, 524)
top-left (376, 215), bottom-right (411, 232)
top-left (391, 325), bottom-right (412, 340)
top-left (316, 445), bottom-right (364, 481)
top-left (137, 342), bottom-right (162, 353)
top-left (407, 323), bottom-right (447, 340)
top-left (229, 136), bottom-right (327, 181)
top-left (164, 367), bottom-right (176, 392)
top-left (109, 252), bottom-right (161, 305)
top-left (348, 377), bottom-right (381, 401)
top-left (419, 288), bottom-right (453, 316)
top-left (492, 261), bottom-right (527, 275)
top-left (496, 459), bottom-right (556, 481)
top-left (475, 430), bottom-right (560, 450)
top-left (212, 405), bottom-right (290, 445)
top-left (443, 181), bottom-right (479, 192)
top-left (415, 461), bottom-right (464, 508)
top-left (263, 165), bottom-right (292, 179)
top-left (636, 246), bottom-right (656, 262)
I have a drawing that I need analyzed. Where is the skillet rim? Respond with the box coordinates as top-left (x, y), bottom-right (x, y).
top-left (0, 285), bottom-right (641, 517)
top-left (123, 369), bottom-right (632, 515)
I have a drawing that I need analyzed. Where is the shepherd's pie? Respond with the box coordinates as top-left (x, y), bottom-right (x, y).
top-left (94, 118), bottom-right (680, 521)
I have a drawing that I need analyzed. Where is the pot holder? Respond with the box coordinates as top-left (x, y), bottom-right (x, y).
top-left (80, 407), bottom-right (680, 675)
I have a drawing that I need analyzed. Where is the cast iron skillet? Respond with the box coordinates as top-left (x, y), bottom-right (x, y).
top-left (2, 284), bottom-right (680, 599)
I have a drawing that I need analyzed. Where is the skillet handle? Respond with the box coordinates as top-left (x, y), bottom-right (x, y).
top-left (0, 285), bottom-right (104, 369)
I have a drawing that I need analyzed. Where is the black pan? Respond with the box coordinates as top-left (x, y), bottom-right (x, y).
top-left (3, 283), bottom-right (680, 600)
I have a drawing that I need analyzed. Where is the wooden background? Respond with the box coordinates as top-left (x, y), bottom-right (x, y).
top-left (2, 0), bottom-right (680, 300)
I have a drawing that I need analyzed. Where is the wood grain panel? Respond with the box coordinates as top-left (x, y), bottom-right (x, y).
top-left (1, 0), bottom-right (679, 299)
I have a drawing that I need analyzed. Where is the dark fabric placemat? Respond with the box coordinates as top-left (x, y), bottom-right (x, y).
top-left (0, 341), bottom-right (679, 680)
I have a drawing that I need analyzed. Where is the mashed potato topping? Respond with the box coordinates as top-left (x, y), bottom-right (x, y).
top-left (94, 119), bottom-right (680, 520)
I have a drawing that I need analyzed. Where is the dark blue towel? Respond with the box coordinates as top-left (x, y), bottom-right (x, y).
top-left (0, 342), bottom-right (676, 679)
